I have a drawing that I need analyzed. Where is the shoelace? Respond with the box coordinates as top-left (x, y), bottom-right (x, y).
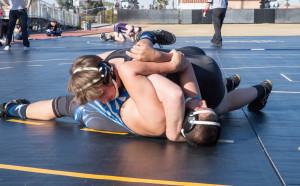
top-left (260, 86), bottom-right (270, 103)
top-left (156, 32), bottom-right (168, 48)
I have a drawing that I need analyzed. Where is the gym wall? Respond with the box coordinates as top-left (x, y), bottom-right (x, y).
top-left (117, 9), bottom-right (300, 24)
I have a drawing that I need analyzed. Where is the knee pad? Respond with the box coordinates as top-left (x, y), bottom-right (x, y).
top-left (52, 95), bottom-right (77, 118)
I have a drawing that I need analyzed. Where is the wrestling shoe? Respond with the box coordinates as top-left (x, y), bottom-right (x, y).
top-left (136, 30), bottom-right (176, 46)
top-left (4, 45), bottom-right (10, 51)
top-left (248, 80), bottom-right (272, 112)
top-left (226, 74), bottom-right (241, 92)
top-left (0, 99), bottom-right (30, 117)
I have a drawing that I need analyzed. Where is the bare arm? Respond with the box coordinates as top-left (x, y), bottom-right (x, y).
top-left (118, 56), bottom-right (185, 141)
top-left (126, 41), bottom-right (173, 62)
top-left (118, 62), bottom-right (166, 136)
top-left (123, 49), bottom-right (186, 76)
top-left (26, 0), bottom-right (32, 9)
top-left (0, 0), bottom-right (9, 8)
top-left (127, 42), bottom-right (202, 101)
top-left (203, 2), bottom-right (211, 17)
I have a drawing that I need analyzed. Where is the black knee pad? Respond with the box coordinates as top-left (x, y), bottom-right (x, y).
top-left (52, 95), bottom-right (78, 118)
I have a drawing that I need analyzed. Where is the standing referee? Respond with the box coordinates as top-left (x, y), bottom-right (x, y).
top-left (203, 0), bottom-right (228, 47)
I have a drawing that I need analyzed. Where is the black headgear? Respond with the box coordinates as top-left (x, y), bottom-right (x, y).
top-left (181, 109), bottom-right (221, 146)
top-left (182, 109), bottom-right (220, 133)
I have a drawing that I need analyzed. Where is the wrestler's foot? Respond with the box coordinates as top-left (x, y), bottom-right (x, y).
top-left (0, 99), bottom-right (30, 117)
top-left (136, 30), bottom-right (176, 46)
top-left (248, 80), bottom-right (272, 111)
top-left (226, 74), bottom-right (241, 92)
top-left (4, 45), bottom-right (10, 51)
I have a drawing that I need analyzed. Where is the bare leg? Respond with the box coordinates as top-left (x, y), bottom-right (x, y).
top-left (214, 87), bottom-right (257, 116)
top-left (26, 100), bottom-right (56, 120)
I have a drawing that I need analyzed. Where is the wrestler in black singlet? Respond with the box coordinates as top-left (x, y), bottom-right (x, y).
top-left (105, 46), bottom-right (225, 109)
top-left (52, 46), bottom-right (225, 134)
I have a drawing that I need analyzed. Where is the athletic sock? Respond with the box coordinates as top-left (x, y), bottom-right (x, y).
top-left (139, 33), bottom-right (154, 43)
top-left (252, 85), bottom-right (264, 99)
top-left (7, 104), bottom-right (29, 118)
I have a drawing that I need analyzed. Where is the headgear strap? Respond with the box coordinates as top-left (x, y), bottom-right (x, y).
top-left (73, 62), bottom-right (114, 92)
top-left (182, 109), bottom-right (220, 134)
top-left (73, 67), bottom-right (102, 74)
top-left (75, 78), bottom-right (101, 92)
top-left (186, 110), bottom-right (220, 126)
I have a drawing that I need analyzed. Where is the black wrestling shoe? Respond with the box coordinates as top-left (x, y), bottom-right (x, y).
top-left (248, 80), bottom-right (272, 112)
top-left (136, 30), bottom-right (176, 46)
top-left (0, 99), bottom-right (30, 117)
top-left (226, 74), bottom-right (241, 92)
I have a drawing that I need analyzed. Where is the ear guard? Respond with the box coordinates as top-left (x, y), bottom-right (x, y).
top-left (98, 61), bottom-right (114, 86)
top-left (72, 61), bottom-right (115, 92)
top-left (181, 109), bottom-right (220, 134)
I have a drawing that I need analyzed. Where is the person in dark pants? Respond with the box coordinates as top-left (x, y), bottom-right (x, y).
top-left (203, 0), bottom-right (227, 47)
top-left (0, 20), bottom-right (9, 45)
top-left (0, 0), bottom-right (32, 51)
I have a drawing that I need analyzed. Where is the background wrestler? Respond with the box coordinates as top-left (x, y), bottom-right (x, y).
top-left (101, 23), bottom-right (142, 42)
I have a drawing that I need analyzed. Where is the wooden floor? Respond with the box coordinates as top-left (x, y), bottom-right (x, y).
top-left (0, 35), bottom-right (299, 185)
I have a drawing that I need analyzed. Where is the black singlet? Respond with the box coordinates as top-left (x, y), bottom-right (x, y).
top-left (105, 46), bottom-right (225, 109)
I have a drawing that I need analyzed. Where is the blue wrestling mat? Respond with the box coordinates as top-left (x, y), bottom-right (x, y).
top-left (0, 35), bottom-right (299, 185)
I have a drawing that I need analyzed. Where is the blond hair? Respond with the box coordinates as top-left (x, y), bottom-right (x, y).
top-left (68, 55), bottom-right (104, 105)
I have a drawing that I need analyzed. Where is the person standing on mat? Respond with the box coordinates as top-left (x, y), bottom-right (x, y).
top-left (0, 0), bottom-right (32, 51)
top-left (203, 0), bottom-right (227, 47)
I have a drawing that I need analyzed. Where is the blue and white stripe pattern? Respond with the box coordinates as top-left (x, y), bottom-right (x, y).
top-left (73, 88), bottom-right (134, 133)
